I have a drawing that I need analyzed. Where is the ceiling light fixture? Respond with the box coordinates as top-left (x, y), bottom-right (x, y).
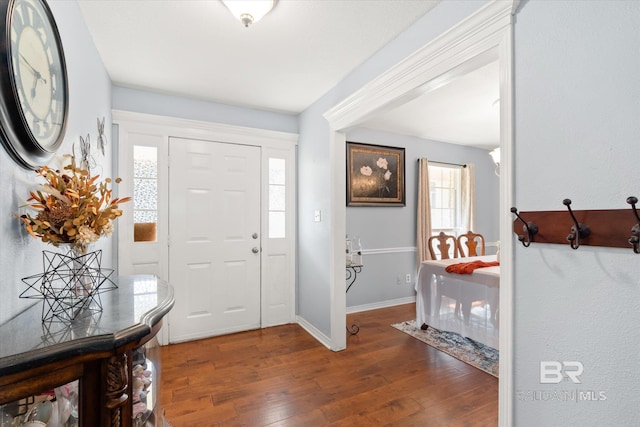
top-left (222, 0), bottom-right (276, 28)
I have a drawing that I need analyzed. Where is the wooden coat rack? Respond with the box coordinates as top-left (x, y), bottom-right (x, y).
top-left (511, 197), bottom-right (640, 252)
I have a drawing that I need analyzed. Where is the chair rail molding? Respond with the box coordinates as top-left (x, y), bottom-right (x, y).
top-left (361, 246), bottom-right (416, 255)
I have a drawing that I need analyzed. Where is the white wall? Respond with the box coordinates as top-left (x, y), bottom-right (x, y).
top-left (0, 1), bottom-right (112, 324)
top-left (345, 127), bottom-right (499, 309)
top-left (513, 0), bottom-right (640, 424)
top-left (112, 86), bottom-right (298, 135)
top-left (295, 108), bottom-right (333, 333)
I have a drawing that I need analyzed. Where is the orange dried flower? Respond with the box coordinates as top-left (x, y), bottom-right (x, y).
top-left (16, 154), bottom-right (131, 253)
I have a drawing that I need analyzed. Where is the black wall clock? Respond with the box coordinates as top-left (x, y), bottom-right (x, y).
top-left (0, 0), bottom-right (68, 169)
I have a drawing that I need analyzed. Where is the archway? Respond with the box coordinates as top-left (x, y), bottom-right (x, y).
top-left (323, 1), bottom-right (518, 425)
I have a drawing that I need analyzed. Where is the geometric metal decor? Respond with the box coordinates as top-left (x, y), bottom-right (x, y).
top-left (20, 249), bottom-right (117, 323)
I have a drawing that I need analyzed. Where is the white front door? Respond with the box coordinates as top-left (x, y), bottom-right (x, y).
top-left (168, 137), bottom-right (261, 343)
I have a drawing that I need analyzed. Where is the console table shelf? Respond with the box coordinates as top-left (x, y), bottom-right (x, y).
top-left (0, 275), bottom-right (174, 427)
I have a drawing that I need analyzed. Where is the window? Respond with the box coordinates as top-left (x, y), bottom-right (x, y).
top-left (133, 146), bottom-right (158, 242)
top-left (268, 158), bottom-right (286, 238)
top-left (429, 164), bottom-right (463, 236)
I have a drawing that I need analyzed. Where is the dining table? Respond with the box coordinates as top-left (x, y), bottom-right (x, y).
top-left (415, 254), bottom-right (499, 349)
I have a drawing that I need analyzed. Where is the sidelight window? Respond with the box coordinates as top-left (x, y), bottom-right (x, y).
top-left (268, 158), bottom-right (286, 238)
top-left (133, 145), bottom-right (158, 242)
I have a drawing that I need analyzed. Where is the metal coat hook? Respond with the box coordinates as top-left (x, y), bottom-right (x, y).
top-left (510, 207), bottom-right (539, 247)
top-left (563, 199), bottom-right (590, 250)
top-left (626, 196), bottom-right (640, 254)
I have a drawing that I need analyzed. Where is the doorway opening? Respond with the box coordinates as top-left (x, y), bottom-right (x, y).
top-left (324, 1), bottom-right (517, 424)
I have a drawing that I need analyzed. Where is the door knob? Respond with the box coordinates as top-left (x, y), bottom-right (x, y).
top-left (252, 247), bottom-right (260, 254)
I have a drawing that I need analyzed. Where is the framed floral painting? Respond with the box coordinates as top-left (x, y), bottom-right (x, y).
top-left (346, 142), bottom-right (405, 206)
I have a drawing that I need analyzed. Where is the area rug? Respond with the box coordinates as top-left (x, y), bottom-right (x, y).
top-left (391, 319), bottom-right (498, 378)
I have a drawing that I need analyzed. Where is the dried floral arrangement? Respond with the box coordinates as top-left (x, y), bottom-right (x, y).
top-left (17, 154), bottom-right (130, 254)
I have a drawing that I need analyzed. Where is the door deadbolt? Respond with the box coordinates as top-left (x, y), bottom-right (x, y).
top-left (252, 233), bottom-right (258, 239)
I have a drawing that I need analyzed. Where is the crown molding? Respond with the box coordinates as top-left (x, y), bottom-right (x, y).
top-left (324, 0), bottom-right (517, 131)
top-left (112, 109), bottom-right (298, 148)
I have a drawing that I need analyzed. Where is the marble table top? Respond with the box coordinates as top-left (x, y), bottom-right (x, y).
top-left (0, 275), bottom-right (174, 376)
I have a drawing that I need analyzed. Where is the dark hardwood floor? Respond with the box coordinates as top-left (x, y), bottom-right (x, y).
top-left (160, 303), bottom-right (498, 426)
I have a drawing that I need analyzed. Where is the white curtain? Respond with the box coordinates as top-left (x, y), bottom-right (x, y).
top-left (416, 158), bottom-right (432, 264)
top-left (461, 163), bottom-right (476, 233)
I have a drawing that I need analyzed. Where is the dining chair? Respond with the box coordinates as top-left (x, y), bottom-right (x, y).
top-left (457, 231), bottom-right (486, 257)
top-left (428, 232), bottom-right (459, 260)
top-left (455, 231), bottom-right (490, 324)
top-left (427, 232), bottom-right (462, 318)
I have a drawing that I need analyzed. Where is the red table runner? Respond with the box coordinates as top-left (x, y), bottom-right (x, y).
top-left (445, 260), bottom-right (500, 275)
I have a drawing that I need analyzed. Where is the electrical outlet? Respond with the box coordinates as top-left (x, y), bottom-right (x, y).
top-left (405, 274), bottom-right (411, 283)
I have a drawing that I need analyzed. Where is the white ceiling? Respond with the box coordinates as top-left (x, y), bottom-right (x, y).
top-left (77, 0), bottom-right (498, 149)
top-left (360, 60), bottom-right (500, 149)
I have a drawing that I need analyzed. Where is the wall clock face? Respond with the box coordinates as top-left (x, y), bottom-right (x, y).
top-left (0, 0), bottom-right (68, 169)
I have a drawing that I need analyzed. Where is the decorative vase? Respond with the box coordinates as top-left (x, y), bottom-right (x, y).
top-left (64, 244), bottom-right (95, 298)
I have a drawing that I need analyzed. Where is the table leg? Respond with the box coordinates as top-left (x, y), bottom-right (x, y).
top-left (346, 266), bottom-right (362, 335)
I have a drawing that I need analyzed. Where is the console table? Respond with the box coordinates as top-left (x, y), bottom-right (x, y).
top-left (0, 275), bottom-right (174, 426)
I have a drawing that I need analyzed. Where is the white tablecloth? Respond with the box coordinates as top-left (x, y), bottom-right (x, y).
top-left (415, 255), bottom-right (499, 349)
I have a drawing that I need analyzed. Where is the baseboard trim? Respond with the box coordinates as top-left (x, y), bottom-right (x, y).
top-left (347, 296), bottom-right (416, 314)
top-left (297, 297), bottom-right (417, 349)
top-left (296, 315), bottom-right (333, 350)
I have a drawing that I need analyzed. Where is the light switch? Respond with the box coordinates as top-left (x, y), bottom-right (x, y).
top-left (314, 209), bottom-right (322, 222)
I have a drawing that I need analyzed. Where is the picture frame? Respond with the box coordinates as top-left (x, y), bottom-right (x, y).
top-left (346, 142), bottom-right (405, 206)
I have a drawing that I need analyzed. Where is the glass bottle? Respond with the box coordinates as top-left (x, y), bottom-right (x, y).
top-left (351, 236), bottom-right (362, 266)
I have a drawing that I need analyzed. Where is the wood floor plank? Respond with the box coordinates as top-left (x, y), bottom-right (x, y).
top-left (325, 397), bottom-right (424, 427)
top-left (161, 303), bottom-right (498, 426)
top-left (263, 408), bottom-right (329, 427)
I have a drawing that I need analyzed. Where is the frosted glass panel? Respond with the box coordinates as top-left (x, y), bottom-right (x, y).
top-left (269, 212), bottom-right (285, 239)
top-left (134, 211), bottom-right (158, 223)
top-left (134, 178), bottom-right (158, 210)
top-left (268, 157), bottom-right (286, 239)
top-left (269, 158), bottom-right (285, 185)
top-left (269, 185), bottom-right (285, 211)
top-left (134, 146), bottom-right (157, 178)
